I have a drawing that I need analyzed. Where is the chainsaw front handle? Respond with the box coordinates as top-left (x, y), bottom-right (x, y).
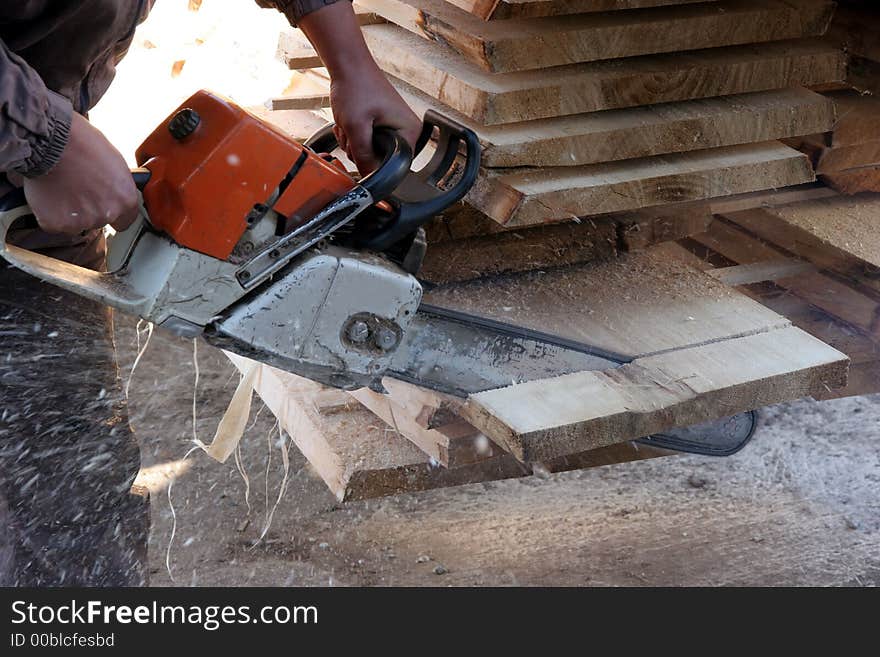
top-left (0, 171), bottom-right (154, 314)
top-left (305, 111), bottom-right (481, 251)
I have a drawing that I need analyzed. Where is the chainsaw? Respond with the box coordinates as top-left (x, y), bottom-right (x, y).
top-left (0, 90), bottom-right (755, 458)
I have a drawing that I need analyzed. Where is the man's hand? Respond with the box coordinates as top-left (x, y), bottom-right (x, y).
top-left (18, 113), bottom-right (139, 235)
top-left (299, 3), bottom-right (421, 174)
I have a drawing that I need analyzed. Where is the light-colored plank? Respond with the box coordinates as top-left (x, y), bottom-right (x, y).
top-left (359, 0), bottom-right (835, 73)
top-left (462, 326), bottom-right (848, 462)
top-left (725, 197), bottom-right (880, 281)
top-left (693, 218), bottom-right (880, 338)
top-left (348, 387), bottom-right (500, 467)
top-left (226, 352), bottom-right (673, 499)
top-left (423, 248), bottom-right (795, 361)
top-left (397, 83), bottom-right (836, 168)
top-left (708, 259), bottom-right (818, 287)
top-left (270, 93), bottom-right (331, 111)
top-left (443, 0), bottom-right (717, 21)
top-left (364, 24), bottom-right (846, 124)
top-left (467, 142), bottom-right (815, 226)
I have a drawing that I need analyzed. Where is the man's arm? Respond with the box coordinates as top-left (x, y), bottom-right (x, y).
top-left (0, 39), bottom-right (139, 235)
top-left (262, 1), bottom-right (421, 172)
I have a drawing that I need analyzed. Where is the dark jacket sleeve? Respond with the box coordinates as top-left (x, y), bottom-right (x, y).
top-left (0, 38), bottom-right (73, 178)
top-left (255, 0), bottom-right (351, 25)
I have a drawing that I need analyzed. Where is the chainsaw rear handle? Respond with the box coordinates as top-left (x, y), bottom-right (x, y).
top-left (305, 111), bottom-right (481, 251)
top-left (0, 169), bottom-right (154, 313)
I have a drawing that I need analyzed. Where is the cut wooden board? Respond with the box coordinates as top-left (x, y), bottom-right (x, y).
top-left (827, 90), bottom-right (880, 147)
top-left (397, 83), bottom-right (836, 168)
top-left (692, 218), bottom-right (880, 338)
top-left (653, 241), bottom-right (880, 401)
top-left (364, 25), bottom-right (846, 124)
top-left (359, 0), bottom-right (835, 73)
top-left (442, 0), bottom-right (718, 21)
top-left (816, 141), bottom-right (880, 173)
top-left (467, 141), bottom-right (815, 226)
top-left (723, 197), bottom-right (880, 284)
top-left (821, 166), bottom-right (880, 195)
top-left (420, 205), bottom-right (712, 283)
top-left (462, 326), bottom-right (848, 462)
top-left (226, 352), bottom-right (673, 499)
top-left (270, 93), bottom-right (331, 111)
top-left (424, 248), bottom-right (796, 365)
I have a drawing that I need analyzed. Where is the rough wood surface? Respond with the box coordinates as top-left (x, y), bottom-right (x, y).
top-left (441, 0), bottom-right (718, 21)
top-left (821, 166), bottom-right (880, 195)
top-left (816, 141), bottom-right (880, 173)
top-left (462, 326), bottom-right (847, 462)
top-left (827, 90), bottom-right (880, 147)
top-left (226, 353), bottom-right (673, 498)
top-left (724, 197), bottom-right (880, 283)
top-left (397, 83), bottom-right (836, 168)
top-left (656, 241), bottom-right (880, 401)
top-left (692, 218), bottom-right (880, 338)
top-left (364, 25), bottom-right (846, 124)
top-left (270, 93), bottom-right (331, 111)
top-left (467, 142), bottom-right (815, 226)
top-left (424, 248), bottom-right (794, 361)
top-left (359, 0), bottom-right (835, 73)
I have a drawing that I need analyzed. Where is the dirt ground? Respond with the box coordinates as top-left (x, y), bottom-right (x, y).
top-left (117, 321), bottom-right (880, 587)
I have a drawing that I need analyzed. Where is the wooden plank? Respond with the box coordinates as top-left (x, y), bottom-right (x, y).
top-left (423, 249), bottom-right (796, 363)
top-left (270, 93), bottom-right (331, 111)
top-left (397, 83), bottom-right (837, 168)
top-left (693, 218), bottom-right (880, 337)
top-left (364, 24), bottom-right (846, 124)
top-left (443, 0), bottom-right (718, 21)
top-left (420, 218), bottom-right (619, 283)
top-left (724, 197), bottom-right (880, 283)
top-left (462, 326), bottom-right (848, 462)
top-left (708, 259), bottom-right (818, 286)
top-left (827, 90), bottom-right (880, 147)
top-left (359, 0), bottom-right (835, 73)
top-left (226, 352), bottom-right (673, 499)
top-left (348, 387), bottom-right (500, 467)
top-left (821, 166), bottom-right (880, 195)
top-left (653, 242), bottom-right (880, 400)
top-left (467, 142), bottom-right (815, 227)
top-left (815, 141), bottom-right (880, 173)
top-left (419, 204), bottom-right (710, 283)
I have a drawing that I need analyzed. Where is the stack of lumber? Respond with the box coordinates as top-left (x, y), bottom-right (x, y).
top-left (784, 2), bottom-right (880, 194)
top-left (275, 0), bottom-right (846, 283)
top-left (231, 2), bottom-right (880, 503)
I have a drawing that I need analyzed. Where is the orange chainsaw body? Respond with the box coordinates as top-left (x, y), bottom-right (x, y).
top-left (135, 90), bottom-right (353, 260)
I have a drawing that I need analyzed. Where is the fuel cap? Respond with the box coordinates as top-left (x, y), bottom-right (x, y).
top-left (168, 108), bottom-right (201, 141)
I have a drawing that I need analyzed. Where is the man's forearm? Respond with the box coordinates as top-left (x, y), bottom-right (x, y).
top-left (298, 3), bottom-right (378, 82)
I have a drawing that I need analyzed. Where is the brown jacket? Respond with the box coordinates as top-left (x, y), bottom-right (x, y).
top-left (0, 0), bottom-right (342, 266)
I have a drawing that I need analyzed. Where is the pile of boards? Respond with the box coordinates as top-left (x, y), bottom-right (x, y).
top-left (784, 1), bottom-right (880, 194)
top-left (229, 0), bottom-right (880, 503)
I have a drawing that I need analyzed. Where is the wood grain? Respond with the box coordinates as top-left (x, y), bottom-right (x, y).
top-left (359, 0), bottom-right (835, 73)
top-left (364, 25), bottom-right (846, 124)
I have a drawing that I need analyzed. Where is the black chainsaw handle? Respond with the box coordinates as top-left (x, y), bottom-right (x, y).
top-left (305, 112), bottom-right (481, 251)
top-left (304, 124), bottom-right (412, 203)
